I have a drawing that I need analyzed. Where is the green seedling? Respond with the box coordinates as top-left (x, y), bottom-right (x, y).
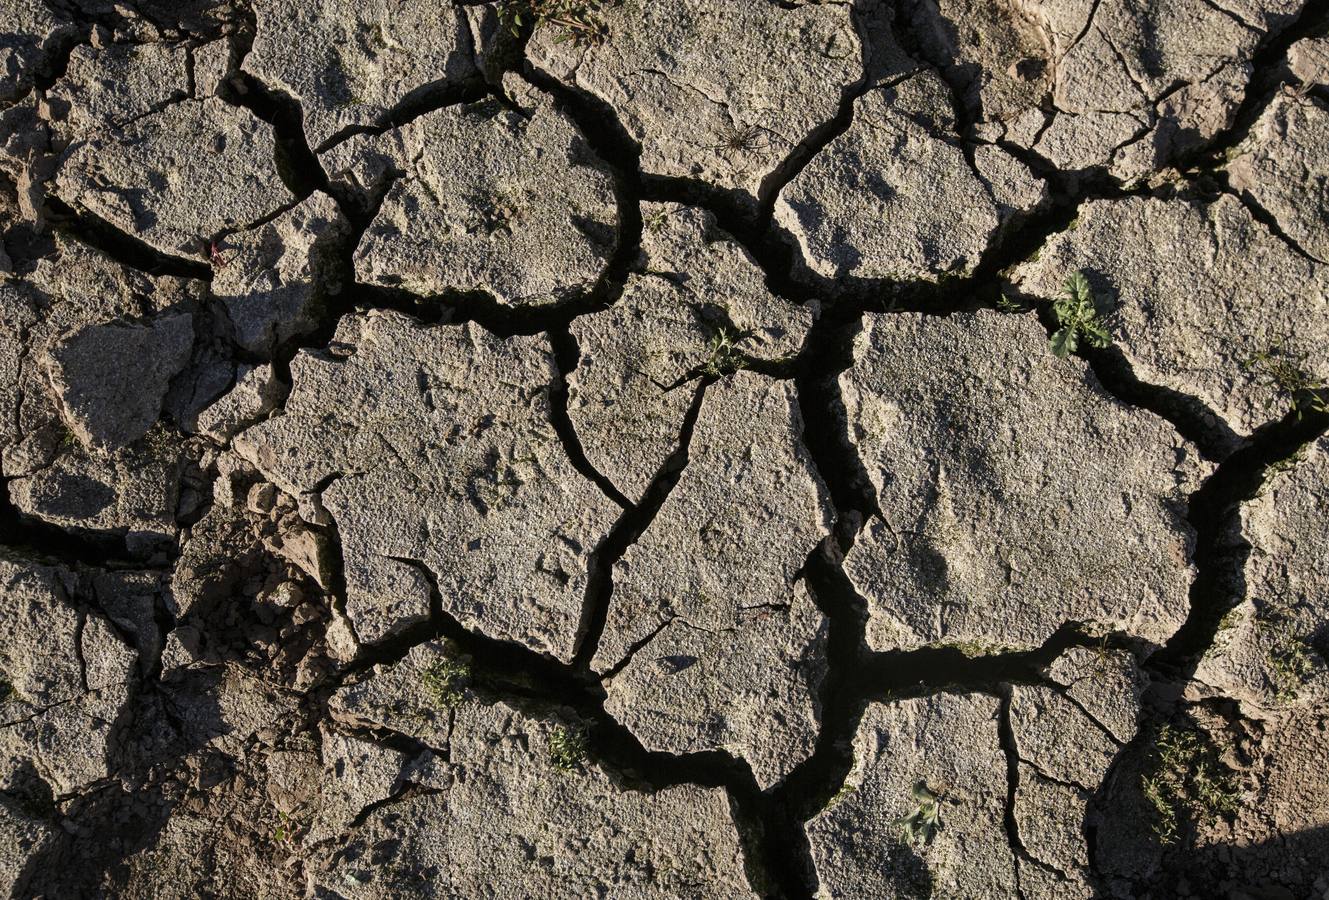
top-left (272, 810), bottom-right (299, 848)
top-left (421, 657), bottom-right (471, 708)
top-left (549, 724), bottom-right (589, 771)
top-left (701, 326), bottom-right (744, 377)
top-left (1242, 343), bottom-right (1328, 419)
top-left (894, 780), bottom-right (942, 845)
top-left (498, 0), bottom-right (611, 44)
top-left (1141, 725), bottom-right (1239, 845)
top-left (1268, 636), bottom-right (1316, 705)
top-left (1257, 605), bottom-right (1319, 704)
top-left (996, 293), bottom-right (1032, 313)
top-left (827, 781), bottom-right (858, 810)
top-left (1048, 270), bottom-right (1112, 358)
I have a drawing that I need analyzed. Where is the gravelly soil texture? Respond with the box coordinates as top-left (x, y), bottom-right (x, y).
top-left (1, 1), bottom-right (1328, 898)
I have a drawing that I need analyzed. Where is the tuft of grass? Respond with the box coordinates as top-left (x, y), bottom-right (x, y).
top-left (827, 781), bottom-right (857, 809)
top-left (548, 724), bottom-right (589, 771)
top-left (826, 754), bottom-right (859, 810)
top-left (1141, 724), bottom-right (1239, 845)
top-left (1268, 638), bottom-right (1316, 705)
top-left (997, 293), bottom-right (1033, 313)
top-left (1257, 605), bottom-right (1318, 704)
top-left (421, 657), bottom-right (471, 708)
top-left (894, 780), bottom-right (943, 846)
top-left (644, 206), bottom-right (673, 233)
top-left (498, 0), bottom-right (612, 44)
top-left (1242, 343), bottom-right (1328, 419)
top-left (711, 123), bottom-right (768, 153)
top-left (1048, 270), bottom-right (1111, 358)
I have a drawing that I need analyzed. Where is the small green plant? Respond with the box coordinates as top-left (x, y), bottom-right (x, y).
top-left (996, 292), bottom-right (1032, 313)
top-left (1141, 725), bottom-right (1239, 845)
top-left (827, 781), bottom-right (857, 810)
top-left (825, 754), bottom-right (859, 810)
top-left (700, 326), bottom-right (745, 377)
top-left (498, 0), bottom-right (612, 44)
top-left (1085, 631), bottom-right (1123, 679)
top-left (1257, 605), bottom-right (1319, 704)
top-left (1048, 270), bottom-right (1112, 358)
top-left (894, 780), bottom-right (942, 845)
top-left (1254, 445), bottom-right (1308, 499)
top-left (272, 810), bottom-right (299, 848)
top-left (711, 123), bottom-right (768, 153)
top-left (644, 206), bottom-right (673, 233)
top-left (56, 424), bottom-right (77, 450)
top-left (1216, 606), bottom-right (1244, 633)
top-left (1268, 637), bottom-right (1316, 704)
top-left (549, 724), bottom-right (589, 771)
top-left (421, 657), bottom-right (471, 708)
top-left (1242, 343), bottom-right (1328, 419)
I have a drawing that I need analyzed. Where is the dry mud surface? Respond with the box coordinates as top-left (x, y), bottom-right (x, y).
top-left (1, 1), bottom-right (1329, 898)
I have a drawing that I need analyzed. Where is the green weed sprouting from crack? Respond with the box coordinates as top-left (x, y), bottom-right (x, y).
top-left (1256, 604), bottom-right (1319, 704)
top-left (55, 423), bottom-right (77, 450)
top-left (1242, 343), bottom-right (1328, 420)
top-left (1256, 445), bottom-right (1308, 499)
top-left (644, 207), bottom-right (672, 233)
top-left (826, 782), bottom-right (857, 809)
top-left (272, 809), bottom-right (300, 848)
top-left (894, 780), bottom-right (943, 846)
top-left (549, 725), bottom-right (589, 771)
top-left (498, 0), bottom-right (613, 44)
top-left (1216, 606), bottom-right (1244, 634)
top-left (1141, 725), bottom-right (1240, 845)
top-left (1085, 631), bottom-right (1126, 680)
top-left (700, 325), bottom-right (747, 377)
top-left (1268, 638), bottom-right (1316, 705)
top-left (826, 754), bottom-right (859, 810)
top-left (421, 657), bottom-right (471, 708)
top-left (1048, 270), bottom-right (1112, 358)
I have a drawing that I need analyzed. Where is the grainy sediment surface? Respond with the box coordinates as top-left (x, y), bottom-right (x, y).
top-left (1, 1), bottom-right (1328, 897)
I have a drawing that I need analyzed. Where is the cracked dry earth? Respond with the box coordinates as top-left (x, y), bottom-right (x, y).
top-left (3, 1), bottom-right (1329, 899)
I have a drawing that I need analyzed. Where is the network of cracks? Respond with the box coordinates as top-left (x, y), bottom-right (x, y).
top-left (1, 0), bottom-right (1329, 897)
